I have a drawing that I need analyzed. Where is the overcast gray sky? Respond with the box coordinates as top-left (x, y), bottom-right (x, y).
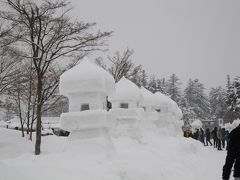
top-left (70, 0), bottom-right (240, 90)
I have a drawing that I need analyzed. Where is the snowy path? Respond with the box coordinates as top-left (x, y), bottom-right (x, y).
top-left (0, 128), bottom-right (231, 180)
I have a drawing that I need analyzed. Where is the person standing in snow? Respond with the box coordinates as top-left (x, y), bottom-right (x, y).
top-left (205, 128), bottom-right (212, 146)
top-left (193, 129), bottom-right (199, 140)
top-left (212, 127), bottom-right (218, 148)
top-left (225, 130), bottom-right (230, 150)
top-left (222, 124), bottom-right (240, 180)
top-left (199, 128), bottom-right (205, 145)
top-left (217, 127), bottom-right (223, 151)
top-left (106, 96), bottom-right (112, 111)
top-left (222, 128), bottom-right (226, 149)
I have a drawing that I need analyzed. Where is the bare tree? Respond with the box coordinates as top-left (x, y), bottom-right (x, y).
top-left (108, 48), bottom-right (142, 82)
top-left (1, 0), bottom-right (112, 155)
top-left (0, 47), bottom-right (22, 94)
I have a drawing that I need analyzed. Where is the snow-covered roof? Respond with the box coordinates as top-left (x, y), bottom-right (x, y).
top-left (140, 87), bottom-right (156, 105)
top-left (109, 77), bottom-right (142, 102)
top-left (154, 92), bottom-right (173, 106)
top-left (154, 92), bottom-right (182, 119)
top-left (60, 57), bottom-right (115, 95)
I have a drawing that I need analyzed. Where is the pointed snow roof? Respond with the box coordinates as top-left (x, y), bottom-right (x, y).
top-left (59, 57), bottom-right (115, 95)
top-left (109, 77), bottom-right (142, 102)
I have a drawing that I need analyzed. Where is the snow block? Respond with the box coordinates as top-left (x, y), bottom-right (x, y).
top-left (60, 110), bottom-right (116, 132)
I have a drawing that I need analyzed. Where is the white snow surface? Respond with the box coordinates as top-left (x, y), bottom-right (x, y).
top-left (59, 57), bottom-right (115, 95)
top-left (109, 77), bottom-right (142, 102)
top-left (0, 127), bottom-right (230, 180)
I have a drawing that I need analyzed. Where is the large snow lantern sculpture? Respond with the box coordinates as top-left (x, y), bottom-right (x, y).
top-left (153, 92), bottom-right (183, 136)
top-left (109, 77), bottom-right (143, 137)
top-left (139, 87), bottom-right (158, 121)
top-left (59, 58), bottom-right (115, 145)
top-left (154, 92), bottom-right (182, 120)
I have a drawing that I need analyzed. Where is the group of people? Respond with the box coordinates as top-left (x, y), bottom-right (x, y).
top-left (183, 127), bottom-right (230, 150)
top-left (184, 124), bottom-right (240, 180)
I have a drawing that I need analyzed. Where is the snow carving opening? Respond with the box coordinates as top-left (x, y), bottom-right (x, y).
top-left (59, 57), bottom-right (116, 154)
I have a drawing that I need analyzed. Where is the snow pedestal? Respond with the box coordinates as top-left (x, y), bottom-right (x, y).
top-left (59, 58), bottom-right (116, 155)
top-left (109, 77), bottom-right (143, 138)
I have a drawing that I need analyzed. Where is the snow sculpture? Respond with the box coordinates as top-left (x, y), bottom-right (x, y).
top-left (109, 77), bottom-right (144, 137)
top-left (191, 119), bottom-right (203, 130)
top-left (153, 92), bottom-right (183, 136)
top-left (139, 87), bottom-right (159, 122)
top-left (154, 92), bottom-right (182, 120)
top-left (59, 57), bottom-right (116, 153)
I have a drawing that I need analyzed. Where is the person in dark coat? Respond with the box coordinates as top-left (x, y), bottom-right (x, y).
top-left (193, 129), bottom-right (199, 140)
top-left (225, 130), bottom-right (230, 150)
top-left (217, 127), bottom-right (223, 151)
top-left (212, 127), bottom-right (218, 148)
top-left (106, 96), bottom-right (112, 111)
top-left (222, 128), bottom-right (226, 149)
top-left (199, 128), bottom-right (205, 145)
top-left (222, 124), bottom-right (240, 180)
top-left (205, 128), bottom-right (212, 146)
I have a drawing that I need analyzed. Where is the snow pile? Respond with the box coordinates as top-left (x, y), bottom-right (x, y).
top-left (191, 119), bottom-right (203, 129)
top-left (60, 57), bottom-right (115, 95)
top-left (0, 127), bottom-right (227, 180)
top-left (109, 77), bottom-right (142, 103)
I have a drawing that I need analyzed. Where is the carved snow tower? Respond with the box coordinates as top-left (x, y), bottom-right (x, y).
top-left (59, 57), bottom-right (115, 153)
top-left (109, 77), bottom-right (143, 138)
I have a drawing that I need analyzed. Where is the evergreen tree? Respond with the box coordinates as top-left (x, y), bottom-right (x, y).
top-left (224, 76), bottom-right (240, 123)
top-left (155, 78), bottom-right (168, 94)
top-left (140, 70), bottom-right (148, 88)
top-left (166, 74), bottom-right (182, 104)
top-left (226, 75), bottom-right (231, 91)
top-left (184, 79), bottom-right (210, 120)
top-left (147, 75), bottom-right (157, 93)
top-left (178, 96), bottom-right (197, 122)
top-left (209, 86), bottom-right (227, 119)
top-left (226, 76), bottom-right (240, 113)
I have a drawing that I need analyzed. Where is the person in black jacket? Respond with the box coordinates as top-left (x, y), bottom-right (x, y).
top-left (205, 128), bottom-right (212, 146)
top-left (222, 124), bottom-right (240, 180)
top-left (212, 127), bottom-right (218, 148)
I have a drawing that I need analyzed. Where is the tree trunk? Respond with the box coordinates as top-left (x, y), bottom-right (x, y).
top-left (27, 63), bottom-right (33, 135)
top-left (35, 75), bottom-right (43, 155)
top-left (17, 85), bottom-right (24, 138)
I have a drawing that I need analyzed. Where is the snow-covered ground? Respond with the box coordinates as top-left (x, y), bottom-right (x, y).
top-left (0, 127), bottom-right (230, 180)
